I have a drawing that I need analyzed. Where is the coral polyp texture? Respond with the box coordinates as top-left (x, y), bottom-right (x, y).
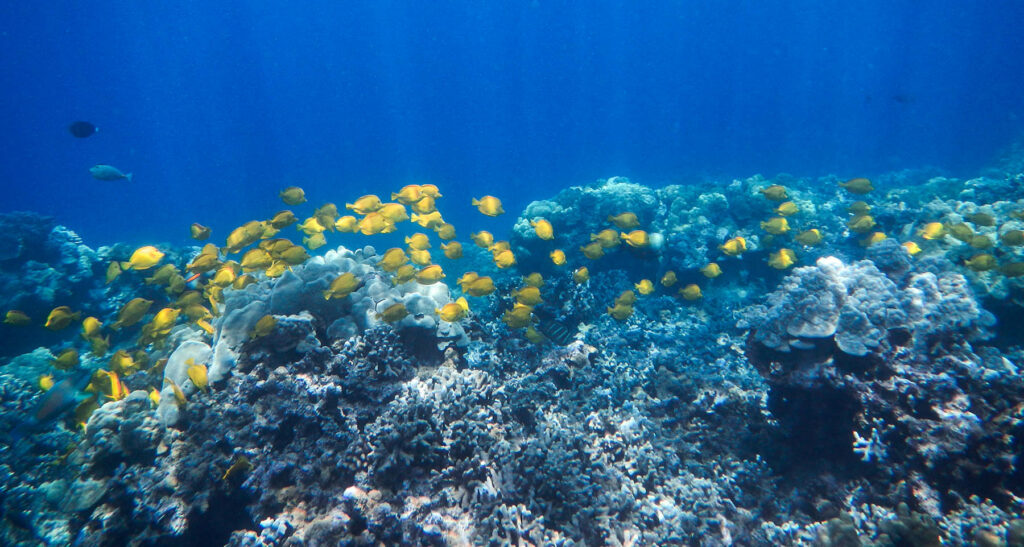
top-left (2, 165), bottom-right (1024, 545)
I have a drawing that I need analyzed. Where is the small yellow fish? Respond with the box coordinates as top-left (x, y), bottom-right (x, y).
top-left (719, 237), bottom-right (747, 257)
top-left (45, 306), bottom-right (80, 331)
top-left (422, 183), bottom-right (443, 197)
top-left (946, 222), bottom-right (974, 242)
top-left (303, 233), bottom-right (327, 250)
top-left (902, 241), bottom-right (922, 256)
top-left (580, 242), bottom-right (605, 259)
top-left (357, 212), bottom-right (395, 235)
top-left (109, 349), bottom-right (138, 375)
top-left (550, 249), bottom-right (566, 266)
top-left (493, 249), bottom-right (516, 269)
top-left (489, 241), bottom-right (511, 254)
top-left (615, 290), bottom-right (637, 306)
top-left (335, 215), bottom-right (359, 233)
top-left (324, 272), bottom-right (361, 300)
top-left (411, 195), bottom-right (436, 215)
top-left (700, 263), bottom-right (722, 278)
top-left (314, 203), bottom-right (339, 231)
top-left (150, 307), bottom-right (180, 334)
top-left (436, 297), bottom-right (470, 322)
top-left (607, 212), bottom-right (640, 229)
top-left (963, 254), bottom-right (997, 272)
top-left (346, 194), bottom-right (383, 215)
top-left (969, 235), bottom-right (994, 250)
top-left (408, 248), bottom-right (431, 266)
top-left (522, 273), bottom-right (544, 287)
top-left (166, 378), bottom-right (187, 407)
top-left (464, 276), bottom-right (496, 296)
top-left (607, 303), bottom-right (633, 321)
top-left (919, 222), bottom-right (946, 240)
top-left (760, 217), bottom-right (790, 235)
top-left (634, 279), bottom-right (654, 295)
top-left (51, 348), bottom-right (79, 370)
top-left (441, 241), bottom-right (463, 259)
top-left (470, 231), bottom-right (495, 248)
top-left (839, 177), bottom-right (874, 194)
top-left (223, 221), bottom-right (265, 253)
top-left (457, 272), bottom-right (479, 288)
top-left (472, 195), bottom-right (505, 216)
top-left (999, 262), bottom-right (1024, 277)
top-left (122, 245), bottom-right (165, 271)
top-left (524, 325), bottom-right (546, 344)
top-left (376, 302), bottom-right (410, 323)
top-left (416, 264), bottom-right (446, 284)
top-left (774, 201), bottom-right (799, 216)
top-left (391, 185), bottom-right (423, 204)
top-left (502, 303), bottom-right (533, 328)
top-left (847, 215), bottom-right (877, 234)
top-left (405, 233), bottom-right (431, 250)
top-left (39, 374), bottom-right (54, 391)
top-left (221, 456), bottom-right (254, 482)
top-left (190, 223), bottom-right (212, 240)
top-left (279, 186), bottom-right (307, 205)
top-left (848, 201), bottom-right (871, 215)
top-left (1000, 230), bottom-right (1024, 246)
top-left (251, 314), bottom-right (277, 339)
top-left (298, 217), bottom-right (326, 236)
top-left (679, 284), bottom-right (702, 301)
top-left (3, 310), bottom-right (31, 326)
top-left (967, 212), bottom-right (996, 227)
top-left (794, 229), bottom-right (823, 246)
top-left (187, 360), bottom-right (209, 392)
top-left (620, 230), bottom-right (650, 248)
top-left (112, 298), bottom-right (153, 330)
top-left (88, 335), bottom-right (110, 357)
top-left (768, 248), bottom-right (797, 269)
top-left (268, 210), bottom-right (298, 229)
top-left (241, 248), bottom-right (274, 272)
top-left (410, 211), bottom-right (444, 229)
top-left (591, 229), bottom-right (621, 248)
top-left (531, 219), bottom-right (554, 240)
top-left (860, 232), bottom-right (887, 247)
top-left (660, 271), bottom-right (677, 287)
top-left (148, 387), bottom-right (161, 406)
top-left (196, 319), bottom-right (215, 335)
top-left (513, 286), bottom-right (543, 306)
top-left (573, 266), bottom-right (590, 284)
top-left (435, 223), bottom-right (456, 240)
top-left (392, 264), bottom-right (416, 285)
top-left (378, 248), bottom-right (409, 271)
top-left (105, 261), bottom-right (122, 284)
top-left (758, 185), bottom-right (788, 201)
top-left (102, 370), bottom-right (128, 401)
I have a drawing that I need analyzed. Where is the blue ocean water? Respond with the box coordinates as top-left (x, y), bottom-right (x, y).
top-left (2, 1), bottom-right (1023, 245)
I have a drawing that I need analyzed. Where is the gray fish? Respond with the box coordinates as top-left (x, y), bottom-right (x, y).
top-left (9, 368), bottom-right (93, 441)
top-left (89, 164), bottom-right (133, 182)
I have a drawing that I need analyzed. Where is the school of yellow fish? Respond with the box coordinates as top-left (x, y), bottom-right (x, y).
top-left (5, 176), bottom-right (1024, 432)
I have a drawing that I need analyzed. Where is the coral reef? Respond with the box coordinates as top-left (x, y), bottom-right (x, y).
top-left (3, 164), bottom-right (1024, 545)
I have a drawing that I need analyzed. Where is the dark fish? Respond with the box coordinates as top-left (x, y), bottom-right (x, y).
top-left (68, 121), bottom-right (97, 138)
top-left (532, 307), bottom-right (577, 346)
top-left (9, 369), bottom-right (93, 441)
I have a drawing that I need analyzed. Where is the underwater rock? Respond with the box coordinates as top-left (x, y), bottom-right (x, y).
top-left (742, 255), bottom-right (992, 357)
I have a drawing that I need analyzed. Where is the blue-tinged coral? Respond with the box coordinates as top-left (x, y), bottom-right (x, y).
top-left (3, 162), bottom-right (1024, 545)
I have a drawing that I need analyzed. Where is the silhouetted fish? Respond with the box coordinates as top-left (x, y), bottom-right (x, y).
top-left (68, 121), bottom-right (97, 138)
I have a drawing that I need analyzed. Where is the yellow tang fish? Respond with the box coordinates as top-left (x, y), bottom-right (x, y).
top-left (472, 195), bottom-right (505, 216)
top-left (279, 186), bottom-right (306, 205)
top-left (531, 219), bottom-right (554, 240)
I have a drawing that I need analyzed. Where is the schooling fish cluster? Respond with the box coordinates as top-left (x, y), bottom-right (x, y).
top-left (1, 163), bottom-right (1024, 545)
